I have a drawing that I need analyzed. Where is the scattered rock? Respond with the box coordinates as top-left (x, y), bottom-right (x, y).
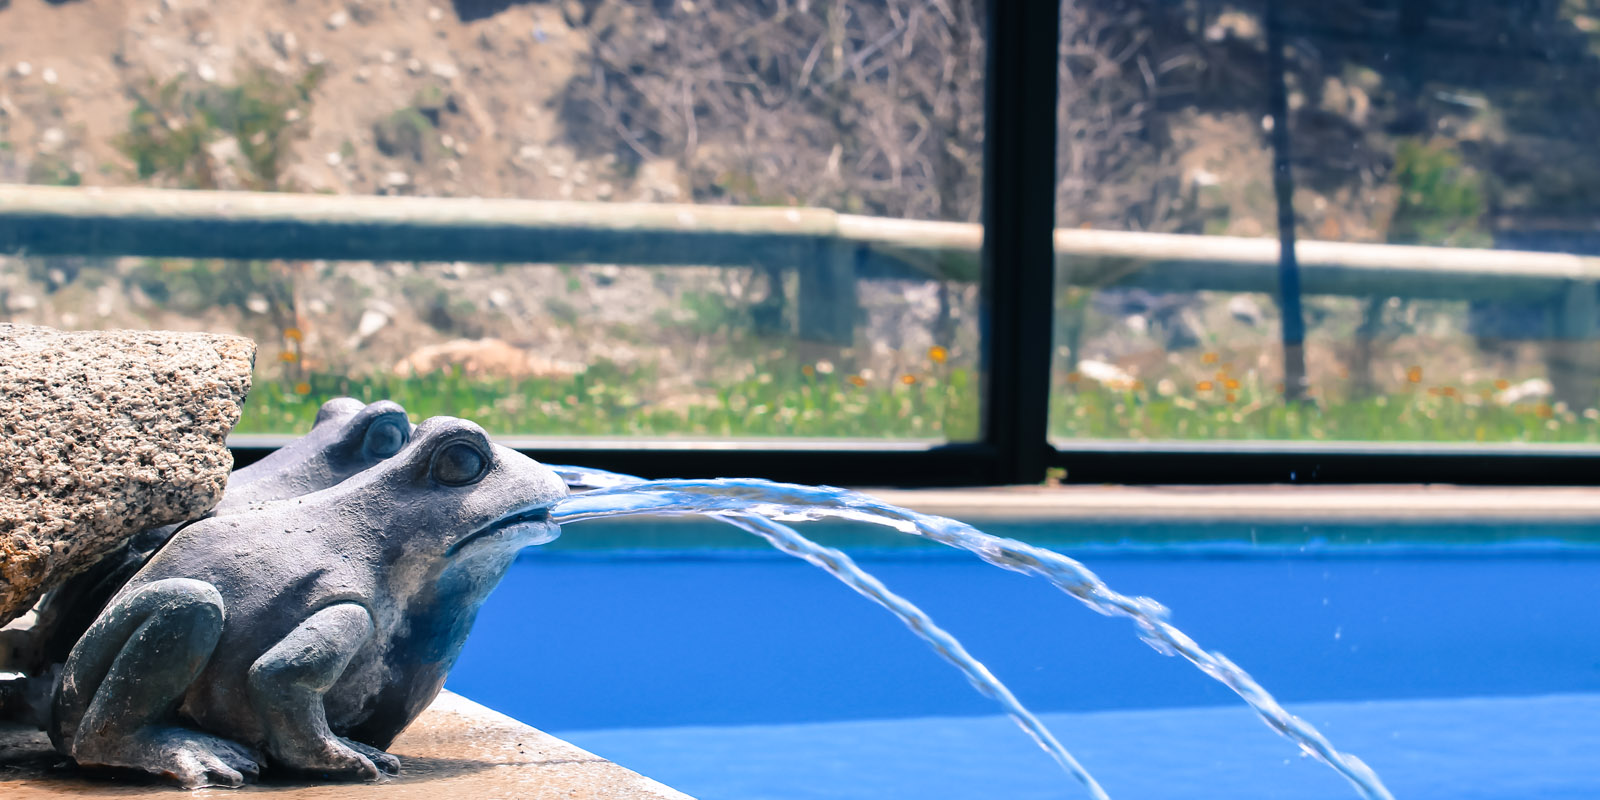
top-left (204, 137), bottom-right (244, 189)
top-left (633, 158), bottom-right (683, 201)
top-left (355, 308), bottom-right (390, 342)
top-left (375, 110), bottom-right (432, 163)
top-left (593, 264), bottom-right (621, 286)
top-left (429, 61), bottom-right (459, 80)
top-left (1076, 359), bottom-right (1138, 390)
top-left (37, 128), bottom-right (65, 154)
top-left (326, 9), bottom-right (350, 30)
top-left (393, 338), bottom-right (586, 380)
top-left (0, 324), bottom-right (255, 626)
top-left (348, 0), bottom-right (379, 25)
top-left (12, 62), bottom-right (31, 78)
top-left (270, 30), bottom-right (298, 58)
top-left (1495, 378), bottom-right (1553, 406)
top-left (1228, 295), bottom-right (1264, 327)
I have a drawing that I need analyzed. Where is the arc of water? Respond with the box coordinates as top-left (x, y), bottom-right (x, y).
top-left (546, 466), bottom-right (1110, 800)
top-left (550, 477), bottom-right (1395, 800)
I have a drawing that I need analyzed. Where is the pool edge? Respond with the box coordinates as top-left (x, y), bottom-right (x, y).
top-left (0, 690), bottom-right (697, 799)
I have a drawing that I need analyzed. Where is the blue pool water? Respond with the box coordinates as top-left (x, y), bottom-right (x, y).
top-left (447, 532), bottom-right (1600, 799)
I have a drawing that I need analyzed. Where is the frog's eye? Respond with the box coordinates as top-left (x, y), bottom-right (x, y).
top-left (432, 440), bottom-right (489, 486)
top-left (363, 418), bottom-right (408, 458)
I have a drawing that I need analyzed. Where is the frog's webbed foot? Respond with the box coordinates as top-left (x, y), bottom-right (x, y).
top-left (346, 737), bottom-right (403, 775)
top-left (50, 578), bottom-right (255, 787)
top-left (75, 725), bottom-right (261, 789)
top-left (247, 602), bottom-right (395, 781)
top-left (270, 732), bottom-right (401, 780)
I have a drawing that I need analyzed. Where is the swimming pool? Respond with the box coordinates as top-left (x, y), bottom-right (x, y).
top-left (447, 516), bottom-right (1600, 799)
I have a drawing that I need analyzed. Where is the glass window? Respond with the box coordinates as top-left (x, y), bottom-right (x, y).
top-left (0, 1), bottom-right (985, 444)
top-left (1051, 0), bottom-right (1600, 446)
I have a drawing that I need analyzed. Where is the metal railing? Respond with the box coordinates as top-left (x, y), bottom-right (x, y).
top-left (7, 184), bottom-right (1598, 292)
top-left (5, 183), bottom-right (1599, 294)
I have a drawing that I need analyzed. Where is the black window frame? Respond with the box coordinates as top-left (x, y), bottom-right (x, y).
top-left (219, 0), bottom-right (1600, 488)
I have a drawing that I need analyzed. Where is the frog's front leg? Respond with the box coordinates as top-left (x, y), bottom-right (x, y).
top-left (51, 578), bottom-right (262, 788)
top-left (247, 603), bottom-right (401, 780)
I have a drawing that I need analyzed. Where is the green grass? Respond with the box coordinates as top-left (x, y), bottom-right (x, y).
top-left (236, 362), bottom-right (980, 440)
top-left (1049, 384), bottom-right (1600, 444)
top-left (236, 363), bottom-right (1600, 445)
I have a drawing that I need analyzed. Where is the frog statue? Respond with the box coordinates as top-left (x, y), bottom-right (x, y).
top-left (20, 397), bottom-right (415, 681)
top-left (47, 415), bottom-right (568, 788)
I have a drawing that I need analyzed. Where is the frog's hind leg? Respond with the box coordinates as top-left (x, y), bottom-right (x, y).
top-left (51, 578), bottom-right (261, 788)
top-left (247, 602), bottom-right (399, 780)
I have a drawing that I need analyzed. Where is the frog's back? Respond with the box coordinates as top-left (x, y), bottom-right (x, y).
top-left (127, 511), bottom-right (381, 741)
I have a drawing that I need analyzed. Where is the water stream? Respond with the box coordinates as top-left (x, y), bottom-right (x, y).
top-left (548, 466), bottom-right (1109, 800)
top-left (547, 472), bottom-right (1394, 800)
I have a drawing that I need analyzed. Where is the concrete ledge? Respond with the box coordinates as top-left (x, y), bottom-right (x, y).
top-left (864, 484), bottom-right (1600, 522)
top-left (0, 691), bottom-right (693, 799)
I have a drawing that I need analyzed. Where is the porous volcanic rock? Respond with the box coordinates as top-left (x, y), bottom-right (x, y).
top-left (0, 324), bottom-right (254, 625)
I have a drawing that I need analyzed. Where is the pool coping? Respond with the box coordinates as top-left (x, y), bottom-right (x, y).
top-left (0, 690), bottom-right (695, 799)
top-left (860, 484), bottom-right (1600, 521)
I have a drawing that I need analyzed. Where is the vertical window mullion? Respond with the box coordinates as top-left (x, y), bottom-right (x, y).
top-left (981, 0), bottom-right (1061, 484)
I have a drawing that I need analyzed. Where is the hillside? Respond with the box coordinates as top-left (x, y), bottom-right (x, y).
top-left (3, 0), bottom-right (1600, 436)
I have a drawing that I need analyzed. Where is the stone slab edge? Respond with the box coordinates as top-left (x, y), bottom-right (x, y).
top-left (0, 689), bottom-right (696, 799)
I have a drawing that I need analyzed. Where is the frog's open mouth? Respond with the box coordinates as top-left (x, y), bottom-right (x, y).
top-left (448, 505), bottom-right (557, 555)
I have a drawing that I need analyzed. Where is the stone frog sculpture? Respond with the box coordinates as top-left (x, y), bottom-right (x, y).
top-left (49, 416), bottom-right (567, 788)
top-left (19, 398), bottom-right (414, 681)
top-left (219, 397), bottom-right (412, 510)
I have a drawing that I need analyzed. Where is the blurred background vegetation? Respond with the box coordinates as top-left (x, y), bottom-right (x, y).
top-left (2, 0), bottom-right (1599, 442)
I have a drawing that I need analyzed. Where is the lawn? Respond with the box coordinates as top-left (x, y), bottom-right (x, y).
top-left (235, 364), bottom-right (1600, 445)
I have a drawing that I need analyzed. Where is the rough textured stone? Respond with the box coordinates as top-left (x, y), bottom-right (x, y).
top-left (0, 323), bottom-right (254, 626)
